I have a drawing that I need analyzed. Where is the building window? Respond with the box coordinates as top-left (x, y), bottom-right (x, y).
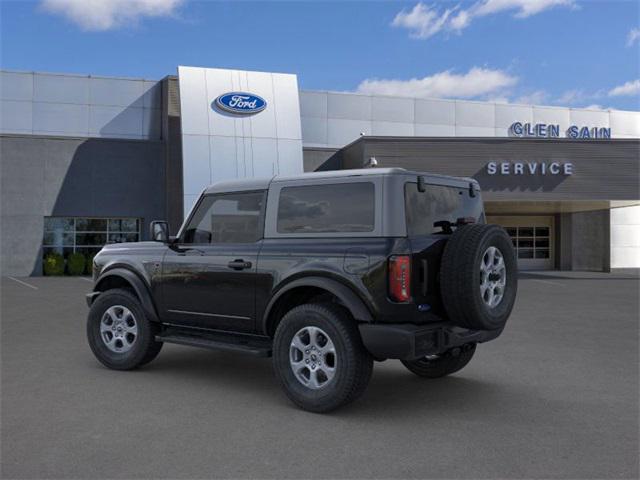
top-left (504, 226), bottom-right (550, 260)
top-left (43, 217), bottom-right (141, 259)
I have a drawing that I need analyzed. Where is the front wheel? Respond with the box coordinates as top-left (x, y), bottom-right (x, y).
top-left (87, 289), bottom-right (163, 370)
top-left (401, 344), bottom-right (476, 378)
top-left (273, 303), bottom-right (373, 413)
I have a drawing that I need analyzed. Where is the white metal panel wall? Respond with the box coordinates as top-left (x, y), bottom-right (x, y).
top-left (0, 70), bottom-right (161, 140)
top-left (178, 66), bottom-right (303, 216)
top-left (299, 90), bottom-right (640, 148)
top-left (610, 110), bottom-right (640, 137)
top-left (610, 205), bottom-right (640, 268)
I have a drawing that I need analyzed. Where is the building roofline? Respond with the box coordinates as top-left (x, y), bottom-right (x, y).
top-left (340, 135), bottom-right (640, 150)
top-left (1, 69), bottom-right (638, 115)
top-left (0, 68), bottom-right (160, 83)
top-left (177, 65), bottom-right (296, 77)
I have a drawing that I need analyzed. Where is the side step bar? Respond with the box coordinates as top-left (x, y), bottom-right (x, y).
top-left (156, 327), bottom-right (272, 357)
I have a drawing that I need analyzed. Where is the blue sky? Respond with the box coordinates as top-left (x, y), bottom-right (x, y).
top-left (1, 0), bottom-right (639, 110)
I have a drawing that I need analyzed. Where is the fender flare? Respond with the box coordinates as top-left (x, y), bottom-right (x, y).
top-left (261, 276), bottom-right (373, 334)
top-left (93, 267), bottom-right (160, 323)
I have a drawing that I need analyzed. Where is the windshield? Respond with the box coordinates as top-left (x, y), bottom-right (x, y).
top-left (404, 182), bottom-right (484, 236)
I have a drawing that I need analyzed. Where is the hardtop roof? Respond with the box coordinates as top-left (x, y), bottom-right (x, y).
top-left (202, 168), bottom-right (477, 194)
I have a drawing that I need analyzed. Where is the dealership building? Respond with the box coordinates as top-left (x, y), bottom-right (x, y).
top-left (1, 66), bottom-right (639, 275)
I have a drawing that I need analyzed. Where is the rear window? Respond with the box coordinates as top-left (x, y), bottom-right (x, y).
top-left (277, 182), bottom-right (375, 234)
top-left (405, 182), bottom-right (483, 236)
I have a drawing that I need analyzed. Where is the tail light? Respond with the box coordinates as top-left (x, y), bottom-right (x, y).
top-left (389, 255), bottom-right (411, 302)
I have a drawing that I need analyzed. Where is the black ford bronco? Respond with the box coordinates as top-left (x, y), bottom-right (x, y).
top-left (86, 168), bottom-right (517, 412)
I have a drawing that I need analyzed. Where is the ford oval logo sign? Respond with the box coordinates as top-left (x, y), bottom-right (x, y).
top-left (214, 92), bottom-right (266, 115)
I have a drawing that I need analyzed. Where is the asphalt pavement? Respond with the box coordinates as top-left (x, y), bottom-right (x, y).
top-left (1, 271), bottom-right (638, 479)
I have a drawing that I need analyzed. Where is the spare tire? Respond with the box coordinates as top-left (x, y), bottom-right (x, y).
top-left (440, 224), bottom-right (517, 331)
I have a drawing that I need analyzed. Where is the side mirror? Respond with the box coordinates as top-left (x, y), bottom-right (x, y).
top-left (150, 220), bottom-right (170, 243)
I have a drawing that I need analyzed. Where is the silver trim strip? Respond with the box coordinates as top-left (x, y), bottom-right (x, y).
top-left (167, 309), bottom-right (251, 321)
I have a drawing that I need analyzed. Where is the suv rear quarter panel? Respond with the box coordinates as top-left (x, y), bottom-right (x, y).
top-left (256, 236), bottom-right (446, 331)
top-left (257, 172), bottom-right (471, 329)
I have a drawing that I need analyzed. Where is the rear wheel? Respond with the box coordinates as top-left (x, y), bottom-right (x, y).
top-left (273, 303), bottom-right (373, 413)
top-left (87, 289), bottom-right (163, 370)
top-left (401, 344), bottom-right (476, 378)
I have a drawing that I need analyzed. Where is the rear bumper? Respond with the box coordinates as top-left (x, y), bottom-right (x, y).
top-left (359, 322), bottom-right (503, 361)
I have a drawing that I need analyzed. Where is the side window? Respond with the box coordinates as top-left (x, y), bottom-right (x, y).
top-left (277, 182), bottom-right (375, 234)
top-left (182, 192), bottom-right (265, 244)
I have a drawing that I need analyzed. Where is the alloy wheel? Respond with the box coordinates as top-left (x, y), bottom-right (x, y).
top-left (289, 326), bottom-right (337, 389)
top-left (100, 305), bottom-right (138, 353)
top-left (480, 246), bottom-right (507, 308)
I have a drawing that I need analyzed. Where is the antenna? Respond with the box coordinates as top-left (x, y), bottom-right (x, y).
top-left (364, 157), bottom-right (378, 168)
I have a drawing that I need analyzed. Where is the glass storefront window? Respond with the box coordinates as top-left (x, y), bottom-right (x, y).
top-left (535, 249), bottom-right (550, 259)
top-left (518, 239), bottom-right (534, 248)
top-left (43, 231), bottom-right (74, 246)
top-left (535, 239), bottom-right (549, 248)
top-left (75, 218), bottom-right (108, 232)
top-left (44, 217), bottom-right (74, 232)
top-left (43, 217), bottom-right (141, 261)
top-left (109, 218), bottom-right (139, 232)
top-left (76, 233), bottom-right (108, 245)
top-left (504, 223), bottom-right (551, 262)
top-left (518, 249), bottom-right (534, 259)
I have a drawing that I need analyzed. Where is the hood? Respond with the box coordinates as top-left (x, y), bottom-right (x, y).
top-left (99, 241), bottom-right (165, 252)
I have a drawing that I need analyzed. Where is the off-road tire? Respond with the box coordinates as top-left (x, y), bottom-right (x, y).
top-left (87, 288), bottom-right (163, 370)
top-left (401, 343), bottom-right (476, 378)
top-left (440, 224), bottom-right (517, 330)
top-left (273, 303), bottom-right (373, 413)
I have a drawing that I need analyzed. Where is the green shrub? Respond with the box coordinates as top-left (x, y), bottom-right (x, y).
top-left (67, 252), bottom-right (86, 276)
top-left (43, 253), bottom-right (65, 276)
top-left (86, 252), bottom-right (96, 275)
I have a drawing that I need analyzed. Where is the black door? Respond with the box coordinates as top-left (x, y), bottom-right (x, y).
top-left (159, 191), bottom-right (266, 333)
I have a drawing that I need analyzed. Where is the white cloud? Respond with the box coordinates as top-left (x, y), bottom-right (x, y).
top-left (627, 28), bottom-right (640, 47)
top-left (608, 79), bottom-right (640, 97)
top-left (355, 71), bottom-right (638, 109)
top-left (391, 3), bottom-right (457, 39)
top-left (392, 0), bottom-right (576, 39)
top-left (40, 0), bottom-right (184, 31)
top-left (515, 90), bottom-right (548, 105)
top-left (470, 0), bottom-right (577, 19)
top-left (356, 67), bottom-right (518, 99)
top-left (557, 89), bottom-right (587, 105)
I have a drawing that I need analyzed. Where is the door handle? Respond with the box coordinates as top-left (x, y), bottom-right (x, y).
top-left (228, 259), bottom-right (252, 270)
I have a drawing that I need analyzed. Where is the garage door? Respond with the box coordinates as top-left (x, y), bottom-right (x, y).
top-left (486, 216), bottom-right (554, 270)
